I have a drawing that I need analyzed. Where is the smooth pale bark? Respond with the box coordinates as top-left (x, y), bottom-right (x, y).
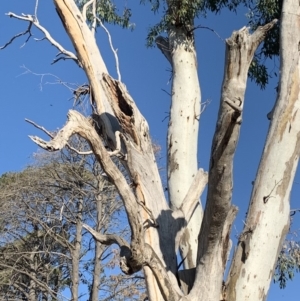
top-left (30, 106), bottom-right (208, 301)
top-left (54, 0), bottom-right (119, 148)
top-left (22, 1), bottom-right (295, 301)
top-left (53, 2), bottom-right (169, 299)
top-left (188, 20), bottom-right (277, 301)
top-left (226, 1), bottom-right (300, 300)
top-left (167, 27), bottom-right (202, 270)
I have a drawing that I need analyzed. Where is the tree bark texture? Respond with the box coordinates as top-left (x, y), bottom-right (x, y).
top-left (187, 20), bottom-right (278, 301)
top-left (25, 0), bottom-right (300, 300)
top-left (226, 1), bottom-right (300, 300)
top-left (167, 27), bottom-right (202, 270)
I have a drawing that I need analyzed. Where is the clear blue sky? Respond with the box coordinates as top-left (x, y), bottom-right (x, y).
top-left (0, 1), bottom-right (299, 300)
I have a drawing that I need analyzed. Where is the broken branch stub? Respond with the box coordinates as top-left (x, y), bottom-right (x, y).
top-left (189, 20), bottom-right (277, 301)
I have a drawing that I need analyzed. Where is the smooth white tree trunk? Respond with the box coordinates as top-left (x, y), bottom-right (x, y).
top-left (19, 0), bottom-right (300, 300)
top-left (168, 28), bottom-right (202, 270)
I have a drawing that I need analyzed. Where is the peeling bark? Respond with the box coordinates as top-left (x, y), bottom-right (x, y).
top-left (189, 20), bottom-right (277, 301)
top-left (226, 2), bottom-right (300, 300)
top-left (30, 107), bottom-right (205, 300)
top-left (18, 0), bottom-right (297, 300)
top-left (54, 0), bottom-right (119, 148)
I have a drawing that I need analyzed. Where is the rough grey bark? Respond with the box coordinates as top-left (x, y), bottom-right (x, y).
top-left (7, 0), bottom-right (300, 300)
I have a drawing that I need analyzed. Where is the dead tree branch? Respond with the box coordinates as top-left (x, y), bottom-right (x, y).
top-left (189, 19), bottom-right (278, 300)
top-left (4, 12), bottom-right (78, 65)
top-left (25, 118), bottom-right (93, 155)
top-left (0, 23), bottom-right (33, 49)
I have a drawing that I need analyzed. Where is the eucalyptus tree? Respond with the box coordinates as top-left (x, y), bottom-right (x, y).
top-left (2, 0), bottom-right (300, 300)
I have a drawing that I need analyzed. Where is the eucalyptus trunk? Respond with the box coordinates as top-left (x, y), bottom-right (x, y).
top-left (226, 1), bottom-right (300, 299)
top-left (25, 0), bottom-right (300, 300)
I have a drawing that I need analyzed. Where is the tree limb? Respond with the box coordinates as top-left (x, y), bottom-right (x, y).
top-left (5, 12), bottom-right (78, 64)
top-left (189, 19), bottom-right (277, 301)
top-left (178, 168), bottom-right (208, 223)
top-left (82, 223), bottom-right (129, 249)
top-left (155, 36), bottom-right (172, 65)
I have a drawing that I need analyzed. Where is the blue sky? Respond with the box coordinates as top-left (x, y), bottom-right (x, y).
top-left (0, 0), bottom-right (299, 300)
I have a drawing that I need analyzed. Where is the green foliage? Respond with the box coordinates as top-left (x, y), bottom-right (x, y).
top-left (248, 56), bottom-right (269, 89)
top-left (203, 0), bottom-right (281, 88)
top-left (246, 0), bottom-right (282, 88)
top-left (142, 0), bottom-right (207, 46)
top-left (206, 0), bottom-right (281, 88)
top-left (274, 240), bottom-right (300, 289)
top-left (203, 0), bottom-right (248, 12)
top-left (143, 0), bottom-right (281, 89)
top-left (76, 0), bottom-right (134, 29)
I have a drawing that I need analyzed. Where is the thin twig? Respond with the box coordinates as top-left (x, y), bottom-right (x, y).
top-left (34, 0), bottom-right (39, 18)
top-left (19, 65), bottom-right (76, 93)
top-left (162, 112), bottom-right (170, 122)
top-left (25, 118), bottom-right (54, 138)
top-left (191, 25), bottom-right (224, 42)
top-left (161, 89), bottom-right (172, 96)
top-left (5, 12), bottom-right (79, 65)
top-left (290, 208), bottom-right (300, 216)
top-left (96, 17), bottom-right (121, 81)
top-left (0, 23), bottom-right (32, 49)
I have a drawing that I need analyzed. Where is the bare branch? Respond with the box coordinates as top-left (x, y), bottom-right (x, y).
top-left (82, 0), bottom-right (94, 23)
top-left (0, 23), bottom-right (32, 49)
top-left (19, 65), bottom-right (76, 92)
top-left (34, 0), bottom-right (39, 18)
top-left (290, 208), bottom-right (300, 216)
top-left (189, 19), bottom-right (277, 301)
top-left (28, 110), bottom-right (140, 238)
top-left (5, 12), bottom-right (78, 65)
top-left (251, 19), bottom-right (278, 46)
top-left (83, 223), bottom-right (129, 248)
top-left (97, 17), bottom-right (121, 81)
top-left (26, 118), bottom-right (93, 155)
top-left (91, 0), bottom-right (97, 35)
top-left (25, 118), bottom-right (54, 138)
top-left (143, 244), bottom-right (182, 301)
top-left (190, 25), bottom-right (225, 42)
